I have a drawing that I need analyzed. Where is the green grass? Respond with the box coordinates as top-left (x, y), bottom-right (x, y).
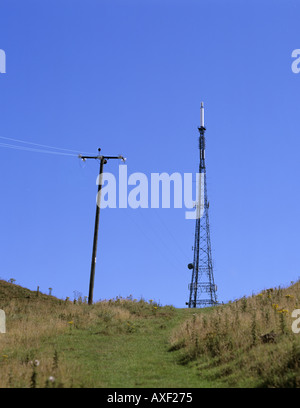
top-left (48, 308), bottom-right (221, 388)
top-left (0, 280), bottom-right (299, 388)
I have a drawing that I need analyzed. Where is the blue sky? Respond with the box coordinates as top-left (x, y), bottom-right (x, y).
top-left (0, 0), bottom-right (299, 307)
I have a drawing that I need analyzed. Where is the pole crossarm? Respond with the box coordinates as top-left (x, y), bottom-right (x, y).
top-left (79, 154), bottom-right (126, 162)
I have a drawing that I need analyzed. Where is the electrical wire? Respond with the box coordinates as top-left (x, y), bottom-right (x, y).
top-left (0, 136), bottom-right (95, 156)
top-left (125, 208), bottom-right (182, 272)
top-left (152, 208), bottom-right (192, 261)
top-left (0, 142), bottom-right (78, 157)
top-left (134, 208), bottom-right (188, 271)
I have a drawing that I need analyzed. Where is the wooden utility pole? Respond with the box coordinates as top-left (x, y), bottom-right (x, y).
top-left (78, 148), bottom-right (125, 305)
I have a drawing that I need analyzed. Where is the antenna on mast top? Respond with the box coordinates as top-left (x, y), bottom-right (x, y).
top-left (200, 102), bottom-right (205, 128)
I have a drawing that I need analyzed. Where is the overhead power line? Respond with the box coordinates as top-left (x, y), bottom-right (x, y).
top-left (0, 136), bottom-right (95, 157)
top-left (0, 142), bottom-right (79, 157)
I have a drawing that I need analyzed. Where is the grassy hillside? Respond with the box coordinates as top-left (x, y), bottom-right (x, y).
top-left (0, 279), bottom-right (299, 388)
top-left (170, 281), bottom-right (300, 387)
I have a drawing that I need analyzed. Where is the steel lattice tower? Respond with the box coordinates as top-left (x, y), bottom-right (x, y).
top-left (187, 103), bottom-right (217, 308)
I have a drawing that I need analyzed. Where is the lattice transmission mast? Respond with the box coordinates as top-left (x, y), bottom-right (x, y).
top-left (187, 102), bottom-right (217, 308)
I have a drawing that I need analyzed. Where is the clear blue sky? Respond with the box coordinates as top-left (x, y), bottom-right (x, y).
top-left (0, 0), bottom-right (299, 306)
